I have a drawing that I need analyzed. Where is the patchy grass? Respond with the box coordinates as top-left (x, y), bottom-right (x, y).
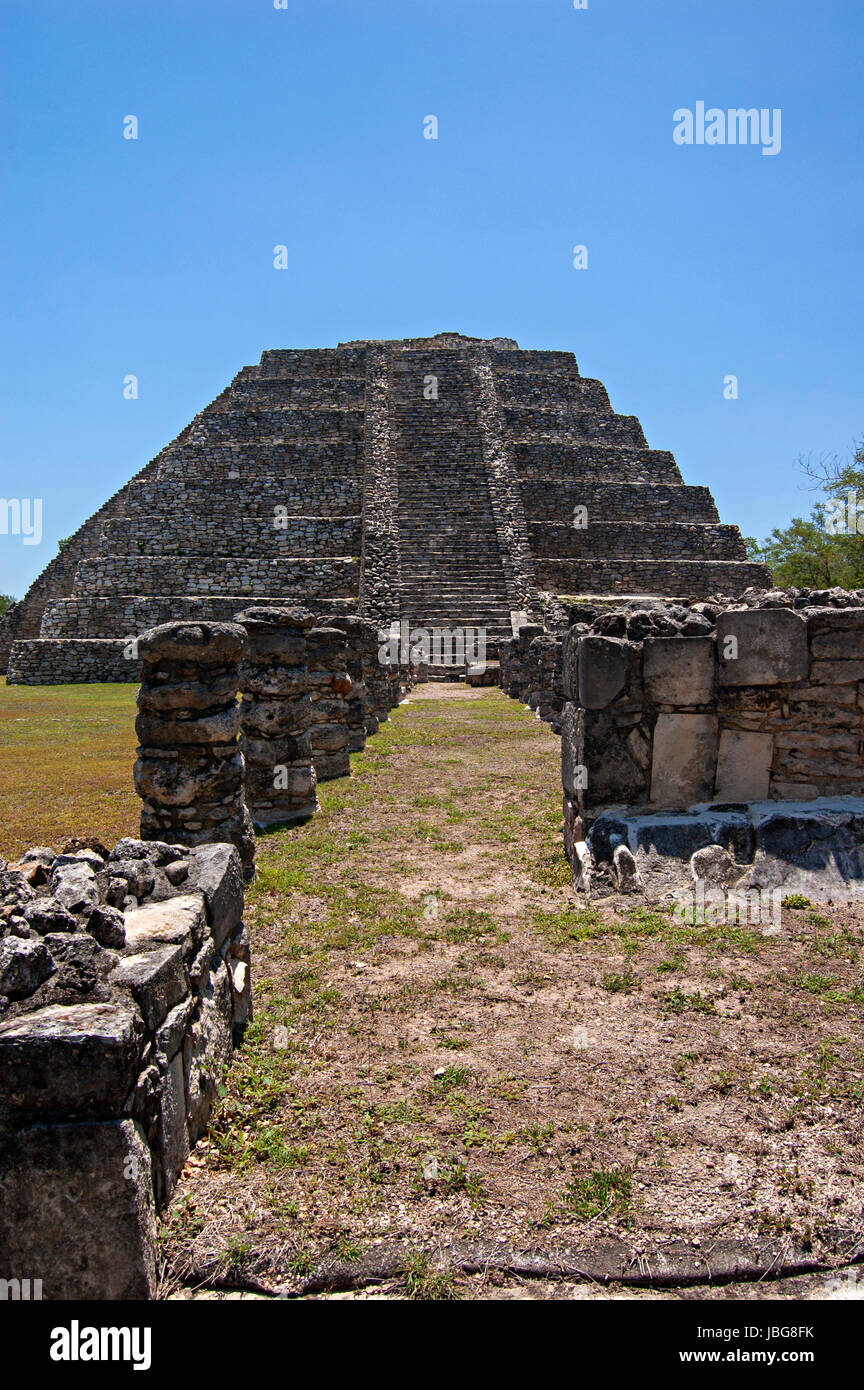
top-left (155, 684), bottom-right (864, 1293)
top-left (0, 677), bottom-right (139, 858)
top-left (3, 676), bottom-right (862, 1295)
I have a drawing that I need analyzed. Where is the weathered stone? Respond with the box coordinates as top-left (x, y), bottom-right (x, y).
top-left (0, 866), bottom-right (36, 913)
top-left (154, 1051), bottom-right (189, 1205)
top-left (135, 705), bottom-right (240, 748)
top-left (85, 903), bottom-right (127, 949)
top-left (184, 963), bottom-right (233, 1142)
top-left (137, 620), bottom-right (246, 668)
top-left (577, 636), bottom-right (630, 709)
top-left (0, 1119), bottom-right (156, 1300)
top-left (123, 892), bottom-right (206, 956)
top-left (643, 636), bottom-right (714, 705)
top-left (0, 1002), bottom-right (142, 1116)
top-left (156, 995), bottom-right (195, 1060)
top-left (690, 844), bottom-right (737, 887)
top-left (613, 844), bottom-right (642, 893)
top-left (650, 713), bottom-right (718, 805)
top-left (108, 856), bottom-right (156, 900)
top-left (0, 936), bottom-right (56, 999)
top-left (714, 730), bottom-right (774, 802)
top-left (50, 861), bottom-right (99, 916)
top-left (39, 932), bottom-right (114, 999)
top-left (22, 896), bottom-right (78, 935)
top-left (560, 702), bottom-right (585, 800)
top-left (716, 609), bottom-right (809, 686)
top-left (185, 845), bottom-right (244, 947)
top-left (112, 945), bottom-right (187, 1030)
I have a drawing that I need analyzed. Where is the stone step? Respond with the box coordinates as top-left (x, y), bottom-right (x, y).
top-left (533, 557), bottom-right (772, 598)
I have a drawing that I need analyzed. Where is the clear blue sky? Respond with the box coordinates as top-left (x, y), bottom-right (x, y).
top-left (1, 0), bottom-right (861, 598)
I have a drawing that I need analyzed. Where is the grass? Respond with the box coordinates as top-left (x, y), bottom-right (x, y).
top-left (0, 677), bottom-right (139, 858)
top-left (3, 675), bottom-right (863, 1293)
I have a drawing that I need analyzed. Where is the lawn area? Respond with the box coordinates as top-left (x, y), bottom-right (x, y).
top-left (0, 676), bottom-right (140, 860)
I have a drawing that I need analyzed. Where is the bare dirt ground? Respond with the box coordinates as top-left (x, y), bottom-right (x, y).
top-left (161, 684), bottom-right (864, 1300)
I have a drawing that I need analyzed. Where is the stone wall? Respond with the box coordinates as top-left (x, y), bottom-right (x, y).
top-left (535, 557), bottom-right (770, 598)
top-left (559, 590), bottom-right (864, 824)
top-left (6, 638), bottom-right (139, 684)
top-left (0, 837), bottom-right (249, 1299)
top-left (74, 555), bottom-right (359, 598)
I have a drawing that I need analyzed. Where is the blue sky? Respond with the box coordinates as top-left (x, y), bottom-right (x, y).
top-left (1, 0), bottom-right (861, 597)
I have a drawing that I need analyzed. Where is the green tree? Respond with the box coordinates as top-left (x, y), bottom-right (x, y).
top-left (0, 594), bottom-right (15, 615)
top-left (745, 442), bottom-right (864, 589)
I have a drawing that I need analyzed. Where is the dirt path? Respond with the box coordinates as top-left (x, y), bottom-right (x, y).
top-left (163, 684), bottom-right (864, 1299)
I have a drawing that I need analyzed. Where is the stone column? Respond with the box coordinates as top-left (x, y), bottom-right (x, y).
top-left (133, 621), bottom-right (255, 874)
top-left (364, 622), bottom-right (392, 728)
top-left (235, 606), bottom-right (318, 826)
top-left (306, 626), bottom-right (352, 780)
top-left (326, 615), bottom-right (370, 753)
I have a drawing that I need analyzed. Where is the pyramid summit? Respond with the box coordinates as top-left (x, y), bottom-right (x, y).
top-left (1, 333), bottom-right (769, 682)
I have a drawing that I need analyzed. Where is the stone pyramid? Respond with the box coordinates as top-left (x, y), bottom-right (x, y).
top-left (1, 332), bottom-right (769, 682)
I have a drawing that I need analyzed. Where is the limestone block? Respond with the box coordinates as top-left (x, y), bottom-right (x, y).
top-left (50, 861), bottom-right (99, 916)
top-left (560, 702), bottom-right (585, 799)
top-left (716, 609), bottom-right (809, 686)
top-left (643, 636), bottom-right (714, 705)
top-left (184, 844), bottom-right (244, 947)
top-left (123, 892), bottom-right (207, 957)
top-left (112, 945), bottom-right (188, 1031)
top-left (714, 730), bottom-right (774, 802)
top-left (0, 1119), bottom-right (156, 1300)
top-left (137, 620), bottom-right (246, 669)
top-left (133, 748), bottom-right (244, 808)
top-left (0, 1002), bottom-right (143, 1118)
top-left (156, 996), bottom-right (195, 1060)
top-left (242, 731), bottom-right (312, 764)
top-left (184, 965), bottom-right (233, 1143)
top-left (0, 936), bottom-right (56, 999)
top-left (577, 636), bottom-right (630, 709)
top-left (155, 1052), bottom-right (189, 1205)
top-left (650, 713), bottom-right (719, 805)
top-left (135, 705), bottom-right (240, 748)
top-left (137, 672), bottom-right (240, 713)
top-left (613, 844), bottom-right (642, 893)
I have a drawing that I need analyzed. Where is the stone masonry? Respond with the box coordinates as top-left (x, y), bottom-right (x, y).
top-left (236, 605), bottom-right (319, 827)
top-left (134, 622), bottom-right (256, 874)
top-left (0, 836), bottom-right (249, 1299)
top-left (1, 333), bottom-right (768, 683)
top-left (554, 588), bottom-right (864, 899)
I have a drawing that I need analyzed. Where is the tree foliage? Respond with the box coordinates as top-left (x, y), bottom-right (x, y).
top-left (745, 442), bottom-right (864, 589)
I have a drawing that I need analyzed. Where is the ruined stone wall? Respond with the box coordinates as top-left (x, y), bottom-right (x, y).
top-left (559, 590), bottom-right (864, 823)
top-left (74, 555), bottom-right (359, 599)
top-left (102, 513), bottom-right (360, 558)
top-left (6, 638), bottom-right (139, 684)
top-left (535, 557), bottom-right (770, 598)
top-left (0, 838), bottom-right (249, 1299)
